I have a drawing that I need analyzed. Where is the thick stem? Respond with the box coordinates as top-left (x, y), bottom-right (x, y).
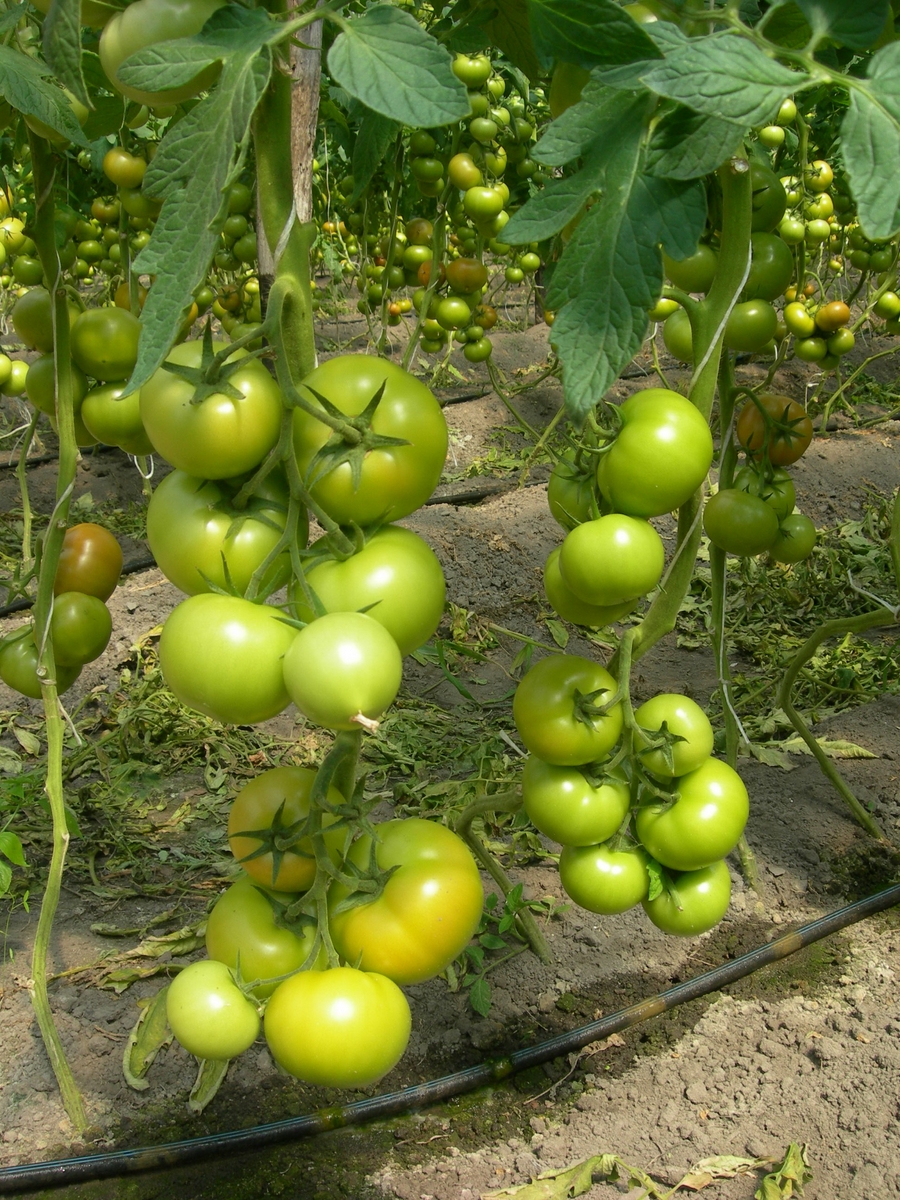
top-left (26, 130), bottom-right (88, 1134)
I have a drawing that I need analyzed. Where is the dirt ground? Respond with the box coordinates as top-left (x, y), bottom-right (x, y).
top-left (2, 315), bottom-right (900, 1200)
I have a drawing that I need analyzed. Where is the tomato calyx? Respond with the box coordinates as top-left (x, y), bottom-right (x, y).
top-left (160, 322), bottom-right (262, 406)
top-left (302, 381), bottom-right (412, 492)
top-left (327, 842), bottom-right (401, 918)
top-left (634, 719), bottom-right (688, 776)
top-left (572, 684), bottom-right (620, 729)
top-left (230, 798), bottom-right (319, 883)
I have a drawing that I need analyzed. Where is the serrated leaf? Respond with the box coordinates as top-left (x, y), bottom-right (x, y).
top-left (0, 45), bottom-right (90, 146)
top-left (189, 1056), bottom-right (229, 1113)
top-left (532, 78), bottom-right (632, 167)
top-left (328, 5), bottom-right (469, 127)
top-left (351, 109), bottom-right (399, 202)
top-left (640, 36), bottom-right (805, 127)
top-left (646, 106), bottom-right (745, 180)
top-left (547, 160), bottom-right (706, 419)
top-left (793, 0), bottom-right (889, 49)
top-left (123, 987), bottom-right (172, 1090)
top-left (842, 42), bottom-right (900, 239)
top-left (0, 832), bottom-right (26, 867)
top-left (503, 160), bottom-right (604, 243)
top-left (43, 0), bottom-right (88, 107)
top-left (527, 0), bottom-right (662, 71)
top-left (482, 0), bottom-right (542, 81)
top-left (468, 975), bottom-right (492, 1016)
top-left (127, 33), bottom-right (273, 393)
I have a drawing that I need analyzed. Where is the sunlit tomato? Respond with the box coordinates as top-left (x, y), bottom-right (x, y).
top-left (703, 488), bottom-right (779, 556)
top-left (50, 592), bottom-right (112, 667)
top-left (814, 300), bottom-right (851, 333)
top-left (146, 470), bottom-right (300, 597)
top-left (559, 514), bottom-right (665, 606)
top-left (166, 959), bottom-right (260, 1060)
top-left (804, 159), bottom-right (834, 193)
top-left (522, 758), bottom-right (630, 846)
top-left (99, 0), bottom-right (227, 105)
top-left (54, 523), bottom-right (122, 600)
top-left (141, 341), bottom-right (285, 479)
top-left (446, 257), bottom-right (488, 294)
top-left (596, 388), bottom-right (713, 518)
top-left (559, 842), bottom-right (650, 914)
top-left (290, 525), bottom-right (445, 657)
top-left (281, 611), bottom-right (402, 731)
top-left (205, 877), bottom-right (323, 997)
top-left (25, 354), bottom-right (89, 418)
top-left (783, 300), bottom-right (815, 337)
top-left (635, 758), bottom-right (749, 871)
top-left (513, 655), bottom-right (623, 766)
top-left (642, 859), bottom-right (732, 936)
top-left (292, 356), bottom-right (448, 526)
top-left (102, 147), bottom-right (147, 189)
top-left (264, 966), bottom-right (411, 1087)
top-left (769, 512), bottom-right (816, 563)
top-left (80, 383), bottom-right (153, 456)
top-left (735, 392), bottom-right (813, 465)
top-left (328, 818), bottom-right (483, 984)
top-left (633, 693), bottom-right (714, 778)
top-left (0, 628), bottom-right (81, 699)
top-left (543, 548), bottom-right (635, 628)
top-left (159, 595), bottom-right (297, 724)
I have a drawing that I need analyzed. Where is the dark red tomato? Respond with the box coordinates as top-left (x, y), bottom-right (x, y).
top-left (735, 393), bottom-right (813, 465)
top-left (53, 523), bottom-right (123, 600)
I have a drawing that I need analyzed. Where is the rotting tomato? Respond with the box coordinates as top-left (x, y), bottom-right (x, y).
top-left (522, 758), bottom-right (630, 847)
top-left (513, 655), bottom-right (623, 767)
top-left (328, 818), bottom-right (483, 985)
top-left (264, 966), bottom-right (411, 1087)
top-left (292, 356), bottom-right (448, 527)
top-left (54, 523), bottom-right (123, 601)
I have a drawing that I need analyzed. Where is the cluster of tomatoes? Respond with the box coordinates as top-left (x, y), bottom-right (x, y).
top-left (514, 661), bottom-right (746, 936)
top-left (0, 523), bottom-right (121, 699)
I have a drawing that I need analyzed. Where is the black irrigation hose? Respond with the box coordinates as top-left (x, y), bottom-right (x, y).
top-left (2, 882), bottom-right (899, 1194)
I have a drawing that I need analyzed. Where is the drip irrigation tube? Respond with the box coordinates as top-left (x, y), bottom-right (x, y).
top-left (1, 882), bottom-right (899, 1193)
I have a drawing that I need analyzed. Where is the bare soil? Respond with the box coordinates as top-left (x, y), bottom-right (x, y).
top-left (2, 320), bottom-right (900, 1200)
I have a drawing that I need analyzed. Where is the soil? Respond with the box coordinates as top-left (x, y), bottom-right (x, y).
top-left (2, 317), bottom-right (900, 1200)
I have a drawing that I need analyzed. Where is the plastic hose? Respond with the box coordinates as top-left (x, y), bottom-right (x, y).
top-left (1, 881), bottom-right (898, 1194)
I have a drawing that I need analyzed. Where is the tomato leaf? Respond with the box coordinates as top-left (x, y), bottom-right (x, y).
top-left (189, 1056), bottom-right (230, 1114)
top-left (532, 78), bottom-right (631, 167)
top-left (127, 10), bottom-right (274, 393)
top-left (122, 987), bottom-right (173, 1091)
top-left (42, 0), bottom-right (88, 108)
top-left (0, 831), bottom-right (26, 868)
top-left (0, 859), bottom-right (10, 896)
top-left (482, 0), bottom-right (542, 81)
top-left (528, 0), bottom-right (662, 71)
top-left (792, 0), bottom-right (889, 49)
top-left (468, 975), bottom-right (492, 1016)
top-left (0, 45), bottom-right (90, 146)
top-left (545, 156), bottom-right (706, 419)
top-left (842, 42), bottom-right (900, 239)
top-left (640, 36), bottom-right (806, 128)
top-left (328, 5), bottom-right (470, 128)
top-left (646, 106), bottom-right (746, 181)
top-left (350, 109), bottom-right (399, 204)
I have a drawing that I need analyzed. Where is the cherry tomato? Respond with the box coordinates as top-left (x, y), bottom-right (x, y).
top-left (513, 655), bottom-right (623, 767)
top-left (633, 693), bottom-right (714, 778)
top-left (54, 523), bottom-right (122, 600)
top-left (281, 611), bottom-right (403, 731)
top-left (735, 393), bottom-right (813, 465)
top-left (205, 877), bottom-right (323, 997)
top-left (50, 592), bottom-right (112, 667)
top-left (635, 758), bottom-right (749, 870)
top-left (292, 356), bottom-right (447, 527)
top-left (522, 759), bottom-right (630, 846)
top-left (328, 818), bottom-right (483, 985)
top-left (559, 843), bottom-right (650, 914)
top-left (642, 859), bottom-right (732, 936)
top-left (596, 388), bottom-right (713, 518)
top-left (166, 959), bottom-right (259, 1060)
top-left (159, 595), bottom-right (297, 725)
top-left (141, 341), bottom-right (285, 479)
top-left (290, 525), bottom-right (445, 657)
top-left (703, 488), bottom-right (779, 556)
top-left (0, 628), bottom-right (81, 699)
top-left (559, 514), bottom-right (665, 606)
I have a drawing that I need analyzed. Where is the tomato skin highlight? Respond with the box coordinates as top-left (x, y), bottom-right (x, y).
top-left (635, 758), bottom-right (749, 871)
top-left (264, 966), bottom-right (411, 1087)
top-left (513, 655), bottom-right (623, 767)
top-left (329, 818), bottom-right (483, 985)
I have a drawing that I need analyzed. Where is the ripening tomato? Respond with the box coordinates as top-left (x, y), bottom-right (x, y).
top-left (513, 655), bottom-right (623, 766)
top-left (642, 859), bottom-right (732, 936)
top-left (292, 356), bottom-right (448, 526)
top-left (559, 842), bottom-right (650, 914)
top-left (227, 765), bottom-right (345, 893)
top-left (735, 393), bottom-right (813, 465)
top-left (328, 818), bottom-right (483, 985)
top-left (54, 523), bottom-right (122, 600)
top-left (522, 758), bottom-right (630, 846)
top-left (264, 966), bottom-right (411, 1087)
top-left (635, 758), bottom-right (749, 871)
top-left (559, 514), bottom-right (665, 607)
top-left (166, 959), bottom-right (260, 1060)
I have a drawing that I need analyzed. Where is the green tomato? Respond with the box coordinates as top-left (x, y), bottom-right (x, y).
top-left (166, 959), bottom-right (259, 1060)
top-left (547, 455), bottom-right (597, 530)
top-left (635, 758), bottom-right (749, 871)
top-left (642, 860), bottom-right (732, 936)
top-left (50, 592), bottom-right (112, 667)
top-left (559, 843), bottom-right (650, 914)
top-left (703, 488), bottom-right (779, 556)
top-left (662, 307), bottom-right (693, 362)
top-left (742, 232), bottom-right (794, 302)
top-left (769, 513), bottom-right (816, 563)
top-left (522, 758), bottom-right (630, 846)
top-left (633, 693), bottom-right (714, 779)
top-left (80, 383), bottom-right (154, 455)
top-left (662, 244), bottom-right (717, 293)
top-left (513, 655), bottom-right (623, 767)
top-left (559, 514), bottom-right (665, 606)
top-left (750, 161), bottom-right (787, 233)
top-left (543, 548), bottom-right (635, 628)
top-left (732, 465), bottom-right (796, 522)
top-left (0, 628), bottom-right (81, 699)
top-left (723, 299), bottom-right (778, 353)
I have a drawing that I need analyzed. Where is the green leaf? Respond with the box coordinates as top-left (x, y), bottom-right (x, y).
top-left (82, 93), bottom-right (127, 140)
top-left (189, 1055), bottom-right (230, 1114)
top-left (351, 109), bottom-right (399, 202)
top-left (481, 0), bottom-right (543, 81)
top-left (793, 0), bottom-right (889, 49)
top-left (527, 0), bottom-right (662, 71)
top-left (503, 159), bottom-right (604, 243)
top-left (0, 860), bottom-right (10, 897)
top-left (328, 5), bottom-right (470, 127)
top-left (842, 42), bottom-right (900, 239)
top-left (468, 975), bottom-right (492, 1016)
top-left (547, 619), bottom-right (568, 648)
top-left (761, 6), bottom-right (813, 49)
top-left (646, 106), bottom-right (745, 180)
top-left (0, 5), bottom-right (28, 36)
top-left (123, 987), bottom-right (172, 1090)
top-left (0, 831), bottom-right (26, 867)
top-left (532, 78), bottom-right (632, 166)
top-left (42, 0), bottom-right (88, 107)
top-left (0, 45), bottom-right (90, 146)
top-left (640, 35), bottom-right (805, 127)
top-left (127, 31), bottom-right (273, 393)
top-left (547, 156), bottom-right (706, 419)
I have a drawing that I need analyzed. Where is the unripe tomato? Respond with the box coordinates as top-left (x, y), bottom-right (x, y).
top-left (642, 860), bottom-right (732, 936)
top-left (662, 307), bottom-right (693, 361)
top-left (0, 628), bottom-right (81, 699)
top-left (543, 548), bottom-right (635, 628)
top-left (512, 655), bottom-right (623, 767)
top-left (102, 147), bottom-right (147, 188)
top-left (633, 693), bottom-right (714, 778)
top-left (804, 159), bottom-right (834, 193)
top-left (71, 306), bottom-right (141, 381)
top-left (794, 335), bottom-right (828, 362)
top-left (452, 54), bottom-right (492, 88)
top-left (723, 299), bottom-right (777, 352)
top-left (50, 592), bottom-right (112, 666)
top-left (559, 514), bottom-right (665, 607)
top-left (742, 232), bottom-right (794, 301)
top-left (166, 959), bottom-right (260, 1060)
top-left (750, 162), bottom-right (787, 232)
top-left (559, 843), bottom-right (650, 915)
top-left (522, 758), bottom-right (630, 846)
top-left (663, 244), bottom-right (717, 293)
top-left (635, 758), bottom-right (749, 871)
top-left (703, 489), bottom-right (779, 556)
top-left (783, 300), bottom-right (815, 337)
top-left (769, 513), bottom-right (816, 563)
